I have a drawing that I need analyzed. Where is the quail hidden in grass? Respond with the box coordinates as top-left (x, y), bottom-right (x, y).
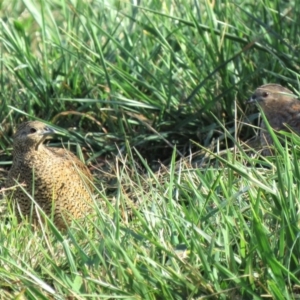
top-left (5, 121), bottom-right (94, 229)
top-left (248, 83), bottom-right (300, 155)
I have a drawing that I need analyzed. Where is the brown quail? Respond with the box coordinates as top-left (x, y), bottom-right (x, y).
top-left (5, 121), bottom-right (93, 229)
top-left (248, 84), bottom-right (300, 155)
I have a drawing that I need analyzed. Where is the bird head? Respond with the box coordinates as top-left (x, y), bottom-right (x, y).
top-left (247, 84), bottom-right (296, 111)
top-left (13, 121), bottom-right (55, 151)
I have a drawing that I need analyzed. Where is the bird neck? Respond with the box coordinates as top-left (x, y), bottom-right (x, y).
top-left (12, 144), bottom-right (47, 164)
top-left (260, 97), bottom-right (299, 116)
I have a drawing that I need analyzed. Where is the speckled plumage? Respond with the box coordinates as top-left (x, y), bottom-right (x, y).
top-left (248, 84), bottom-right (300, 155)
top-left (5, 121), bottom-right (93, 229)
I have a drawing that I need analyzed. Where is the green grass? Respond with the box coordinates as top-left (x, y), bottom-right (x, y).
top-left (1, 0), bottom-right (300, 298)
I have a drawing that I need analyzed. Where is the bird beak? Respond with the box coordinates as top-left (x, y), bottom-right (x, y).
top-left (35, 126), bottom-right (56, 150)
top-left (246, 96), bottom-right (257, 104)
top-left (41, 126), bottom-right (55, 137)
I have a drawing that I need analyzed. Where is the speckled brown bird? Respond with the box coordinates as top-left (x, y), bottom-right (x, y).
top-left (248, 83), bottom-right (300, 155)
top-left (5, 121), bottom-right (93, 229)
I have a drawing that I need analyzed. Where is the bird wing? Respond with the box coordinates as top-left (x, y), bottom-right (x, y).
top-left (48, 147), bottom-right (94, 190)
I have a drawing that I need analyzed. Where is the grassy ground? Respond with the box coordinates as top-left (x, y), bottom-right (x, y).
top-left (1, 0), bottom-right (300, 298)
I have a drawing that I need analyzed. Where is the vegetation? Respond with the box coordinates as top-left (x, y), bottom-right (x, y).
top-left (1, 0), bottom-right (300, 298)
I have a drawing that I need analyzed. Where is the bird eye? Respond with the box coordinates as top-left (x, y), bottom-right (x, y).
top-left (30, 128), bottom-right (37, 133)
top-left (262, 92), bottom-right (269, 97)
